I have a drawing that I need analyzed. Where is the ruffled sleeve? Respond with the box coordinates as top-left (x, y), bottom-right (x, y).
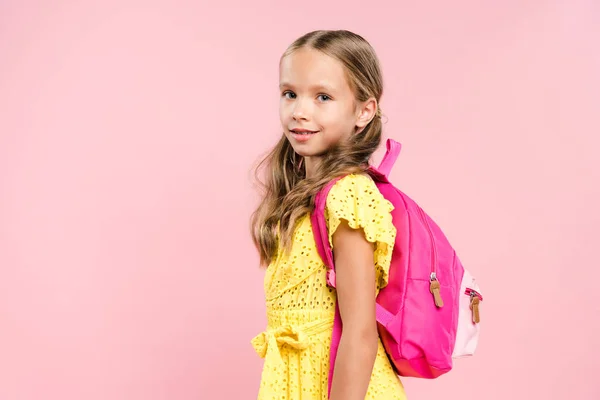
top-left (325, 174), bottom-right (396, 290)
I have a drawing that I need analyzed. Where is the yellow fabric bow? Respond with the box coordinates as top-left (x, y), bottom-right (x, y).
top-left (252, 325), bottom-right (310, 366)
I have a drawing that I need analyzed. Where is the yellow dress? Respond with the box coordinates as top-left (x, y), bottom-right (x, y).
top-left (252, 174), bottom-right (407, 400)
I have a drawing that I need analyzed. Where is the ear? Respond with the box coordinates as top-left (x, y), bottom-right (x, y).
top-left (355, 97), bottom-right (378, 134)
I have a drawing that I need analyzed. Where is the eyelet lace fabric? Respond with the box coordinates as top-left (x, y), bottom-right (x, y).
top-left (252, 174), bottom-right (407, 399)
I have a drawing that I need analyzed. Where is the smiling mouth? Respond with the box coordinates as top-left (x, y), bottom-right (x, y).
top-left (290, 130), bottom-right (319, 135)
top-left (289, 130), bottom-right (319, 143)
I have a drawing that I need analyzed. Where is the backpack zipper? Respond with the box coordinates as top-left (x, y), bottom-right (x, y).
top-left (465, 288), bottom-right (483, 301)
top-left (468, 290), bottom-right (481, 323)
top-left (417, 206), bottom-right (443, 308)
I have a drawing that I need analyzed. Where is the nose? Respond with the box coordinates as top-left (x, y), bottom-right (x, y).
top-left (291, 98), bottom-right (309, 121)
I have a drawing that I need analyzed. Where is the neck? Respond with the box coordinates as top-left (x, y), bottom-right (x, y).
top-left (303, 156), bottom-right (321, 179)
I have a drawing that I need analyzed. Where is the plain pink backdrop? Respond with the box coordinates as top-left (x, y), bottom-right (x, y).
top-left (1, 1), bottom-right (599, 399)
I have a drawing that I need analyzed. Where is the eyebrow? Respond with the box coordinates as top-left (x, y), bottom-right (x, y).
top-left (279, 82), bottom-right (337, 93)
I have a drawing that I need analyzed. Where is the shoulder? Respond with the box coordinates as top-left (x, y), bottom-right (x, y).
top-left (325, 173), bottom-right (394, 220)
top-left (323, 173), bottom-right (397, 288)
top-left (326, 173), bottom-right (387, 208)
top-left (328, 173), bottom-right (378, 198)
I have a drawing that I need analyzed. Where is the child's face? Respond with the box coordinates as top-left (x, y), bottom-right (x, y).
top-left (279, 47), bottom-right (360, 161)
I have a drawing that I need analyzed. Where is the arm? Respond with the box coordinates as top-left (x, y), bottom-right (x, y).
top-left (328, 219), bottom-right (379, 400)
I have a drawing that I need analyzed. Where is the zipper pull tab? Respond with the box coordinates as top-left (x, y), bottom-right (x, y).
top-left (470, 293), bottom-right (481, 323)
top-left (429, 274), bottom-right (444, 307)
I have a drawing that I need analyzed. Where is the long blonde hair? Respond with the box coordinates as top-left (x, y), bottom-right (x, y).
top-left (251, 30), bottom-right (385, 266)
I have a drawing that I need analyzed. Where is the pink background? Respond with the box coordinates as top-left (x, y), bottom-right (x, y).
top-left (1, 1), bottom-right (599, 399)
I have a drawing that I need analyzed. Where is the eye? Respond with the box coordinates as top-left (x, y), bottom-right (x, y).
top-left (317, 94), bottom-right (331, 102)
top-left (282, 91), bottom-right (296, 99)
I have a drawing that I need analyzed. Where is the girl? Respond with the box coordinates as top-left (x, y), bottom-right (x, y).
top-left (251, 30), bottom-right (407, 400)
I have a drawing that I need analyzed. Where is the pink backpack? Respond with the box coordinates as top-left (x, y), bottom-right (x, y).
top-left (310, 139), bottom-right (483, 397)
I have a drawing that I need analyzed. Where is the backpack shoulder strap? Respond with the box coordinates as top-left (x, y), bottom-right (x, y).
top-left (376, 139), bottom-right (402, 178)
top-left (310, 167), bottom-right (398, 398)
top-left (310, 177), bottom-right (343, 399)
top-left (311, 177), bottom-right (342, 287)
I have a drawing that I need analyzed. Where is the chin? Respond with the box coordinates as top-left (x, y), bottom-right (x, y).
top-left (290, 146), bottom-right (307, 156)
top-left (290, 146), bottom-right (320, 158)
top-left (286, 135), bottom-right (327, 158)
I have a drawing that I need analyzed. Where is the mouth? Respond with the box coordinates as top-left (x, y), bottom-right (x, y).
top-left (290, 129), bottom-right (319, 142)
top-left (290, 129), bottom-right (319, 141)
top-left (290, 129), bottom-right (319, 135)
